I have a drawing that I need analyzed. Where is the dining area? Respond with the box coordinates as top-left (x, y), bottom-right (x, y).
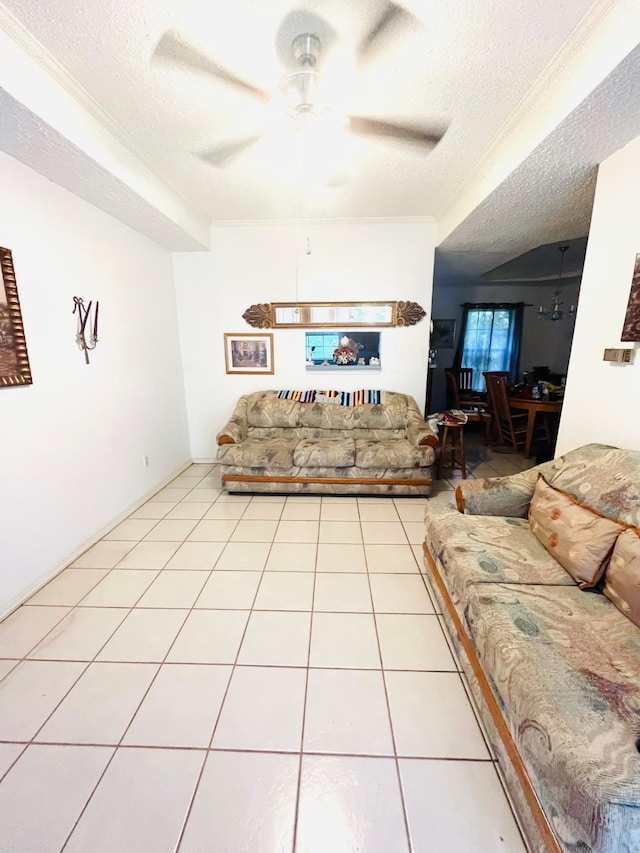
top-left (436, 366), bottom-right (564, 479)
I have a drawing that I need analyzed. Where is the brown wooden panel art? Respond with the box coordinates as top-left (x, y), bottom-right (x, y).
top-left (0, 247), bottom-right (32, 388)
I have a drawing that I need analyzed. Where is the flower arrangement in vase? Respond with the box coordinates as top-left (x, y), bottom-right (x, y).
top-left (333, 336), bottom-right (363, 365)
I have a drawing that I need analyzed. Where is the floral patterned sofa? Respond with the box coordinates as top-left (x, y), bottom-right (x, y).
top-left (422, 444), bottom-right (640, 853)
top-left (216, 390), bottom-right (437, 495)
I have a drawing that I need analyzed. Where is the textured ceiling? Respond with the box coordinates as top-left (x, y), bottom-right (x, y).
top-left (0, 0), bottom-right (638, 264)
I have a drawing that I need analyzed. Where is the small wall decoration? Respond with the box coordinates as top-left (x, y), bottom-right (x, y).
top-left (224, 333), bottom-right (274, 374)
top-left (73, 296), bottom-right (100, 364)
top-left (431, 318), bottom-right (456, 349)
top-left (621, 253), bottom-right (640, 342)
top-left (0, 246), bottom-right (32, 388)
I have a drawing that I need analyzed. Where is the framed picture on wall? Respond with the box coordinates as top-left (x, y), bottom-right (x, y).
top-left (1, 247), bottom-right (32, 388)
top-left (224, 333), bottom-right (274, 374)
top-left (621, 253), bottom-right (640, 342)
top-left (430, 318), bottom-right (456, 349)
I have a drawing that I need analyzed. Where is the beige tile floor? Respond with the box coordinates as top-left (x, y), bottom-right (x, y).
top-left (0, 436), bottom-right (534, 852)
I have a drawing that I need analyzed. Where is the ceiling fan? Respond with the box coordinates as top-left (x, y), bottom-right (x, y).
top-left (153, 2), bottom-right (446, 168)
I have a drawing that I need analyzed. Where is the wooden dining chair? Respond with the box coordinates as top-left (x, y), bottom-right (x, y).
top-left (445, 367), bottom-right (487, 409)
top-left (445, 369), bottom-right (492, 442)
top-left (483, 372), bottom-right (528, 451)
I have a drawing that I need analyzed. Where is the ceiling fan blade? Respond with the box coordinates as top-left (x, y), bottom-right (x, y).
top-left (347, 116), bottom-right (445, 148)
top-left (195, 135), bottom-right (264, 168)
top-left (357, 2), bottom-right (412, 59)
top-left (153, 30), bottom-right (271, 103)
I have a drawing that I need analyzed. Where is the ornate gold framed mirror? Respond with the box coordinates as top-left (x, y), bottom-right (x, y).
top-left (242, 301), bottom-right (426, 329)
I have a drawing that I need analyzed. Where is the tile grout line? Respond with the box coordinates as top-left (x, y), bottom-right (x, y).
top-left (363, 532), bottom-right (414, 853)
top-left (290, 521), bottom-right (320, 853)
top-left (174, 495), bottom-right (280, 853)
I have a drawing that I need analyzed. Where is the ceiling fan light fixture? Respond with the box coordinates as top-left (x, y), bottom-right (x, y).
top-left (280, 68), bottom-right (322, 114)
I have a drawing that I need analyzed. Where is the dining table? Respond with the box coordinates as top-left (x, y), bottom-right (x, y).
top-left (508, 396), bottom-right (563, 457)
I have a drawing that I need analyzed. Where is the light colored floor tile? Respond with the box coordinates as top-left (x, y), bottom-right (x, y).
top-left (304, 669), bottom-right (394, 755)
top-left (64, 747), bottom-right (204, 853)
top-left (358, 503), bottom-right (400, 521)
top-left (166, 610), bottom-right (249, 664)
top-left (321, 496), bottom-right (357, 504)
top-left (0, 605), bottom-right (71, 658)
top-left (212, 666), bottom-right (306, 751)
top-left (231, 519), bottom-right (279, 542)
top-left (361, 521), bottom-right (408, 544)
top-left (296, 755), bottom-right (408, 853)
top-left (313, 573), bottom-right (372, 612)
top-left (180, 751), bottom-right (298, 853)
top-left (123, 664), bottom-right (231, 747)
top-left (254, 572), bottom-right (314, 610)
top-left (28, 569), bottom-right (108, 606)
top-left (402, 522), bottom-right (426, 545)
top-left (237, 611), bottom-right (311, 666)
top-left (385, 671), bottom-right (488, 758)
top-left (280, 501), bottom-right (321, 520)
top-left (316, 543), bottom-right (366, 572)
top-left (203, 501), bottom-right (246, 520)
top-left (215, 541), bottom-right (271, 571)
top-left (369, 575), bottom-right (435, 614)
top-left (161, 499), bottom-right (208, 518)
top-left (0, 744), bottom-right (113, 853)
top-left (0, 660), bottom-right (85, 740)
top-left (164, 541), bottom-right (225, 570)
top-left (400, 759), bottom-right (527, 853)
top-left (319, 521), bottom-right (363, 544)
top-left (274, 520), bottom-right (320, 543)
top-left (136, 570), bottom-right (209, 608)
top-left (183, 488), bottom-right (221, 503)
top-left (115, 541), bottom-right (180, 570)
top-left (265, 542), bottom-right (317, 571)
top-left (241, 502), bottom-right (284, 520)
top-left (29, 608), bottom-right (128, 661)
top-left (0, 742), bottom-right (24, 778)
top-left (168, 474), bottom-right (203, 488)
top-left (187, 519), bottom-right (238, 541)
top-left (71, 540), bottom-right (135, 568)
top-left (251, 495), bottom-right (286, 503)
top-left (365, 544), bottom-right (419, 573)
top-left (38, 662), bottom-right (158, 744)
top-left (310, 613), bottom-right (381, 669)
top-left (394, 502), bottom-right (427, 522)
top-left (320, 502), bottom-right (360, 521)
top-left (97, 609), bottom-right (187, 662)
top-left (128, 502), bottom-right (176, 520)
top-left (0, 660), bottom-right (19, 682)
top-left (79, 570), bottom-right (158, 607)
top-left (149, 487), bottom-right (191, 502)
top-left (144, 519), bottom-right (198, 541)
top-left (195, 571), bottom-right (262, 609)
top-left (376, 614), bottom-right (455, 670)
top-left (103, 519), bottom-right (158, 541)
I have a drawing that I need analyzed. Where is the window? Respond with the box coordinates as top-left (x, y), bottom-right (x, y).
top-left (305, 331), bottom-right (381, 366)
top-left (460, 306), bottom-right (521, 390)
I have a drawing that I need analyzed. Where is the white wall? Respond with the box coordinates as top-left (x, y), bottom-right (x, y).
top-left (429, 278), bottom-right (581, 411)
top-left (0, 152), bottom-right (191, 615)
top-left (557, 134), bottom-right (640, 453)
top-left (174, 220), bottom-right (436, 459)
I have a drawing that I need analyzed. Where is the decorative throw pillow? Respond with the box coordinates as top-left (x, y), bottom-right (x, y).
top-left (603, 528), bottom-right (640, 628)
top-left (528, 476), bottom-right (623, 588)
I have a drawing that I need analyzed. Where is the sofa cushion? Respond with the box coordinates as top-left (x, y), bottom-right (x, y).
top-left (355, 439), bottom-right (434, 469)
top-left (424, 500), bottom-right (575, 608)
top-left (293, 439), bottom-right (356, 468)
top-left (603, 527), bottom-right (640, 628)
top-left (217, 437), bottom-right (296, 469)
top-left (299, 403), bottom-right (355, 431)
top-left (464, 581), bottom-right (640, 852)
top-left (246, 396), bottom-right (302, 429)
top-left (529, 476), bottom-right (623, 588)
